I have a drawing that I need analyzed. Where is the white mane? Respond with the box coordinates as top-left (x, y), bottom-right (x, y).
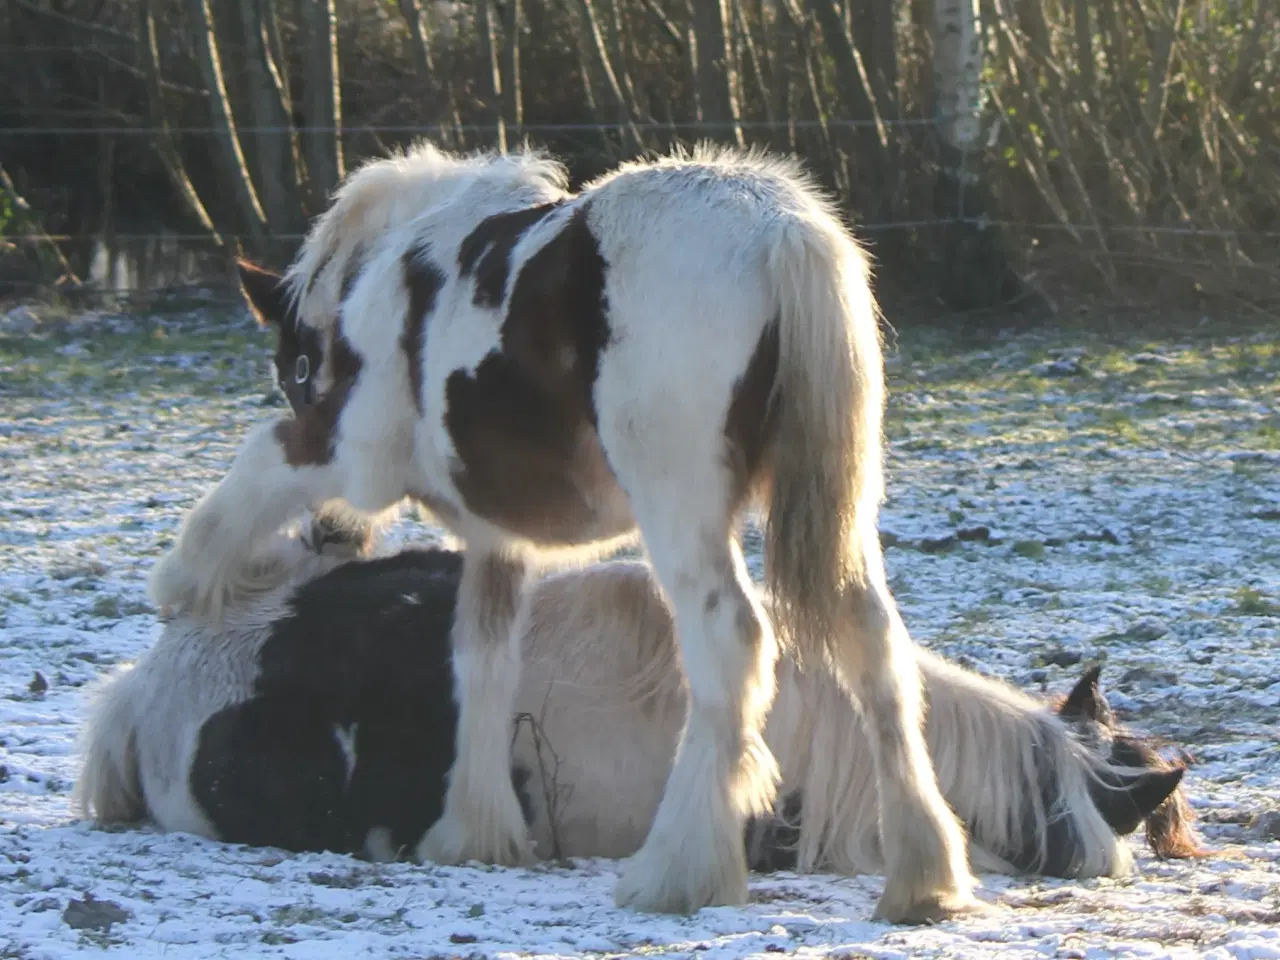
top-left (285, 141), bottom-right (572, 330)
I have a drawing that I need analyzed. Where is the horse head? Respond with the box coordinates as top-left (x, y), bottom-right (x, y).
top-left (237, 259), bottom-right (326, 416)
top-left (1056, 664), bottom-right (1202, 858)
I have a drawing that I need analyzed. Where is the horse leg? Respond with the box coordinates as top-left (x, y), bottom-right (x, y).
top-left (835, 533), bottom-right (980, 923)
top-left (149, 418), bottom-right (345, 619)
top-left (611, 496), bottom-right (780, 912)
top-left (415, 549), bottom-right (533, 867)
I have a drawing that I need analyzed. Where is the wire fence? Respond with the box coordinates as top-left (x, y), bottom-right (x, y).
top-left (4, 113), bottom-right (1278, 306)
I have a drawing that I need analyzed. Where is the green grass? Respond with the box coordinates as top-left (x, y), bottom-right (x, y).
top-left (1233, 586), bottom-right (1280, 617)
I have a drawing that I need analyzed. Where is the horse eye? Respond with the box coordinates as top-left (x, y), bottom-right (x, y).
top-left (294, 355), bottom-right (310, 384)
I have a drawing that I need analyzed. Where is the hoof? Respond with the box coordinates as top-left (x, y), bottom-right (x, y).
top-left (871, 890), bottom-right (992, 925)
top-left (614, 841), bottom-right (748, 914)
top-left (414, 805), bottom-right (533, 868)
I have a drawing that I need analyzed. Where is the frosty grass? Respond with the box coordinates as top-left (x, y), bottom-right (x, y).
top-left (1, 307), bottom-right (1278, 959)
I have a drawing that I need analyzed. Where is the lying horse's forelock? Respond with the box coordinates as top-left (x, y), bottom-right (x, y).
top-left (1109, 732), bottom-right (1204, 859)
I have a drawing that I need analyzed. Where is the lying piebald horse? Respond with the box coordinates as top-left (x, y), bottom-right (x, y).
top-left (80, 510), bottom-right (1198, 881)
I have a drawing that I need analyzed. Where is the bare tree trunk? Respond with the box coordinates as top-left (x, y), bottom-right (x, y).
top-left (603, 0), bottom-right (641, 122)
top-left (475, 0), bottom-right (507, 150)
top-left (299, 0), bottom-right (345, 204)
top-left (776, 0), bottom-right (841, 184)
top-left (399, 0), bottom-right (462, 147)
top-left (184, 0), bottom-right (269, 253)
top-left (1143, 0), bottom-right (1186, 140)
top-left (690, 0), bottom-right (742, 144)
top-left (736, 0), bottom-right (772, 121)
top-left (932, 0), bottom-right (1014, 308)
top-left (502, 0), bottom-right (524, 141)
top-left (139, 0), bottom-right (222, 247)
top-left (399, 0), bottom-right (436, 81)
top-left (573, 0), bottom-right (644, 152)
top-left (760, 0), bottom-right (795, 154)
top-left (805, 0), bottom-right (871, 210)
top-left (238, 0), bottom-right (303, 234)
top-left (1073, 0), bottom-right (1096, 100)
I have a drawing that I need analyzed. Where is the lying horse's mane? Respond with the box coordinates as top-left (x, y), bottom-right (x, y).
top-left (284, 142), bottom-right (571, 332)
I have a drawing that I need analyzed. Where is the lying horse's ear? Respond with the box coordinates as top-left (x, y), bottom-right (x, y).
top-left (1059, 663), bottom-right (1106, 722)
top-left (236, 259), bottom-right (293, 328)
top-left (1091, 766), bottom-right (1185, 837)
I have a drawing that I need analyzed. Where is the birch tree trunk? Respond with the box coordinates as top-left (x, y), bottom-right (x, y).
top-left (931, 0), bottom-right (1015, 308)
top-left (299, 0), bottom-right (345, 205)
top-left (184, 0), bottom-right (269, 253)
top-left (475, 0), bottom-right (507, 150)
top-left (501, 0), bottom-right (524, 141)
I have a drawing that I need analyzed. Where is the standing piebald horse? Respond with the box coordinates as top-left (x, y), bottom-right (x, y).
top-left (149, 142), bottom-right (970, 919)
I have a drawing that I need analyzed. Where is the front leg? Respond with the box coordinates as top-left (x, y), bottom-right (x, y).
top-left (149, 418), bottom-right (343, 620)
top-left (416, 549), bottom-right (533, 867)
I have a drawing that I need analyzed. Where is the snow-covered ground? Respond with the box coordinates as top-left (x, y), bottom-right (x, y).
top-left (2, 307), bottom-right (1278, 959)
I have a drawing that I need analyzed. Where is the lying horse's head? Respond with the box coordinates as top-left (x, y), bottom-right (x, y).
top-left (237, 259), bottom-right (326, 416)
top-left (1056, 664), bottom-right (1202, 859)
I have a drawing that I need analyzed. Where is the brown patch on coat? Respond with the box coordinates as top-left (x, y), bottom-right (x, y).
top-left (457, 202), bottom-right (564, 308)
top-left (402, 242), bottom-right (446, 413)
top-left (723, 322), bottom-right (781, 510)
top-left (444, 206), bottom-right (627, 546)
top-left (274, 328), bottom-right (365, 467)
top-left (460, 552), bottom-right (527, 646)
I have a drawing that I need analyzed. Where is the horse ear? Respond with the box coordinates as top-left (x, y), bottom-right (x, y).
top-left (236, 258), bottom-right (293, 328)
top-left (1093, 767), bottom-right (1185, 836)
top-left (1059, 664), bottom-right (1105, 722)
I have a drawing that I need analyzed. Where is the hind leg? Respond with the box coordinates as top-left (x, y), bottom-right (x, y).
top-left (835, 533), bottom-right (979, 923)
top-left (415, 549), bottom-right (532, 867)
top-left (610, 489), bottom-right (780, 912)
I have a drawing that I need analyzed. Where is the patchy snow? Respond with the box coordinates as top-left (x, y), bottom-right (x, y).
top-left (1, 312), bottom-right (1278, 958)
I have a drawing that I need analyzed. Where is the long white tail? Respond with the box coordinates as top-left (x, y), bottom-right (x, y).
top-left (74, 666), bottom-right (146, 824)
top-left (764, 200), bottom-right (884, 662)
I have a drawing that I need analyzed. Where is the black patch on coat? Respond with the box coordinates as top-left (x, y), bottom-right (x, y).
top-left (444, 206), bottom-right (619, 544)
top-left (723, 322), bottom-right (780, 508)
top-left (188, 548), bottom-right (534, 857)
top-left (457, 202), bottom-right (564, 308)
top-left (272, 326), bottom-right (364, 467)
top-left (402, 242), bottom-right (447, 413)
